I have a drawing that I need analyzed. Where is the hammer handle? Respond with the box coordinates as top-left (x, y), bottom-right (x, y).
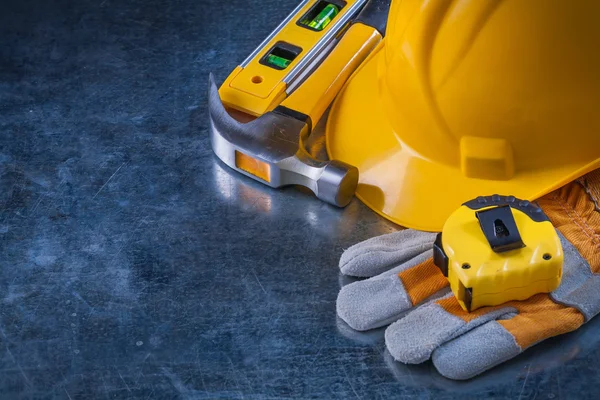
top-left (280, 22), bottom-right (382, 126)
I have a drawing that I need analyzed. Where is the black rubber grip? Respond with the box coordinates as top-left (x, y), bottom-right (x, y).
top-left (463, 195), bottom-right (550, 223)
top-left (353, 0), bottom-right (391, 36)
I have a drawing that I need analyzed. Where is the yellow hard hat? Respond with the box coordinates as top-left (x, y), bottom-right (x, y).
top-left (326, 0), bottom-right (600, 232)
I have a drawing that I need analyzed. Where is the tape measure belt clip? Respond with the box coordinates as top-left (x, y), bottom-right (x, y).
top-left (475, 205), bottom-right (525, 253)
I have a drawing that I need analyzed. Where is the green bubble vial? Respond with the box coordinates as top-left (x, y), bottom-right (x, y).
top-left (304, 4), bottom-right (340, 31)
top-left (266, 54), bottom-right (292, 69)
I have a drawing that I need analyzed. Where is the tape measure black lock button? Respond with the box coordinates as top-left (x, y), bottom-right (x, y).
top-left (433, 195), bottom-right (564, 312)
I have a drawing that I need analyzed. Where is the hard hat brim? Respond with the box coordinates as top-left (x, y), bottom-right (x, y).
top-left (326, 43), bottom-right (600, 232)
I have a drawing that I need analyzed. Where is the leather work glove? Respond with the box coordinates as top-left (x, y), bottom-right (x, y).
top-left (337, 170), bottom-right (600, 380)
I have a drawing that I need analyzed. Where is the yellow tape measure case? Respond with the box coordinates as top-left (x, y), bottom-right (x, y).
top-left (433, 195), bottom-right (563, 312)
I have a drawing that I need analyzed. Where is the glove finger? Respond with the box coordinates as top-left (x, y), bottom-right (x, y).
top-left (340, 229), bottom-right (437, 277)
top-left (385, 294), bottom-right (517, 365)
top-left (432, 293), bottom-right (585, 380)
top-left (337, 252), bottom-right (449, 331)
top-left (432, 321), bottom-right (521, 381)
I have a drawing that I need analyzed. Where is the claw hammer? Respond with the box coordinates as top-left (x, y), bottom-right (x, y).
top-left (208, 0), bottom-right (389, 207)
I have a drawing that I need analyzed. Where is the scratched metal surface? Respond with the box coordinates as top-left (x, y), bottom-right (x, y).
top-left (1, 0), bottom-right (600, 398)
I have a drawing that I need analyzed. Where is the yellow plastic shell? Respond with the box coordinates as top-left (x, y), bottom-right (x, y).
top-left (220, 66), bottom-right (288, 117)
top-left (219, 0), bottom-right (364, 117)
top-left (442, 205), bottom-right (563, 312)
top-left (281, 23), bottom-right (381, 124)
top-left (326, 0), bottom-right (600, 231)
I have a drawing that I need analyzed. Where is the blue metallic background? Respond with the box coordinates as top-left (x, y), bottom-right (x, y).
top-left (1, 0), bottom-right (600, 398)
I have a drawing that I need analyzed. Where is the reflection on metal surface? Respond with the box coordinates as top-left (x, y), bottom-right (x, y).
top-left (238, 183), bottom-right (273, 214)
top-left (305, 209), bottom-right (319, 226)
top-left (336, 316), bottom-right (385, 345)
top-left (212, 161), bottom-right (272, 213)
top-left (213, 160), bottom-right (235, 201)
top-left (210, 154), bottom-right (386, 239)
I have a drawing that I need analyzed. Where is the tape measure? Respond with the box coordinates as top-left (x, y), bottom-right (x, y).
top-left (433, 195), bottom-right (564, 312)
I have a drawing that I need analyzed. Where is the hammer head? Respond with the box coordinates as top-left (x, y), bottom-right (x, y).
top-left (207, 74), bottom-right (358, 207)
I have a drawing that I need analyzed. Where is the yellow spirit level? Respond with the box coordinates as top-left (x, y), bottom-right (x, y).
top-left (433, 195), bottom-right (563, 312)
top-left (218, 0), bottom-right (368, 117)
